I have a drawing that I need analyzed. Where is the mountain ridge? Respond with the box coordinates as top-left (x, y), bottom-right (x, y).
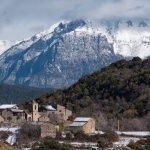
top-left (0, 19), bottom-right (150, 88)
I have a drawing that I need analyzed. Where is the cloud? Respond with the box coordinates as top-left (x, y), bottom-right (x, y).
top-left (0, 0), bottom-right (149, 40)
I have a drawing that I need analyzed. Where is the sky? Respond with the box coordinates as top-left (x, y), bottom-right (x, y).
top-left (0, 0), bottom-right (149, 41)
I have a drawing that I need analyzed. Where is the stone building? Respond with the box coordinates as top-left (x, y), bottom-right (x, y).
top-left (30, 121), bottom-right (59, 138)
top-left (32, 101), bottom-right (72, 123)
top-left (32, 101), bottom-right (40, 122)
top-left (40, 122), bottom-right (58, 138)
top-left (68, 117), bottom-right (95, 134)
top-left (53, 104), bottom-right (72, 121)
top-left (0, 104), bottom-right (25, 123)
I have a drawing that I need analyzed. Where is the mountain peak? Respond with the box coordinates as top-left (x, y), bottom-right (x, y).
top-left (0, 19), bottom-right (150, 88)
top-left (35, 19), bottom-right (86, 39)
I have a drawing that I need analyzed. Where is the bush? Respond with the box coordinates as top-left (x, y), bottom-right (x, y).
top-left (32, 139), bottom-right (73, 150)
top-left (128, 138), bottom-right (150, 150)
top-left (98, 140), bottom-right (113, 149)
top-left (128, 140), bottom-right (141, 150)
top-left (74, 131), bottom-right (89, 141)
top-left (55, 131), bottom-right (62, 140)
top-left (66, 132), bottom-right (73, 140)
top-left (0, 131), bottom-right (11, 141)
top-left (73, 130), bottom-right (118, 144)
top-left (101, 130), bottom-right (119, 142)
top-left (18, 123), bottom-right (41, 143)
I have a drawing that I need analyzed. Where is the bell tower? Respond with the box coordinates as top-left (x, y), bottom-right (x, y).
top-left (32, 101), bottom-right (39, 121)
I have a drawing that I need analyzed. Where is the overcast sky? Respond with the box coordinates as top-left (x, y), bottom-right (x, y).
top-left (0, 0), bottom-right (149, 41)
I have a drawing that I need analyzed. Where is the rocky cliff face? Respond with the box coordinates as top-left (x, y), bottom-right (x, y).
top-left (0, 19), bottom-right (149, 88)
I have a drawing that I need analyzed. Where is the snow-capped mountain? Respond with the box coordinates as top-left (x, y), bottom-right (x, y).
top-left (0, 40), bottom-right (15, 56)
top-left (0, 19), bottom-right (150, 88)
top-left (110, 19), bottom-right (150, 58)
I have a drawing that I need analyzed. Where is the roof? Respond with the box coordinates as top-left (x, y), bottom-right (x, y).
top-left (0, 104), bottom-right (17, 109)
top-left (69, 121), bottom-right (86, 127)
top-left (10, 109), bottom-right (24, 113)
top-left (69, 117), bottom-right (92, 127)
top-left (44, 105), bottom-right (56, 111)
top-left (74, 117), bottom-right (91, 122)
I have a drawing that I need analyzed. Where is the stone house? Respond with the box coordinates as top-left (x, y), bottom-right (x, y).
top-left (31, 121), bottom-right (59, 138)
top-left (32, 101), bottom-right (72, 123)
top-left (68, 117), bottom-right (95, 134)
top-left (40, 122), bottom-right (58, 138)
top-left (0, 104), bottom-right (25, 123)
top-left (53, 104), bottom-right (72, 121)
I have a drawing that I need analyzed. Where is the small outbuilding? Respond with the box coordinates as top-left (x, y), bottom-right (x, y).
top-left (68, 117), bottom-right (95, 134)
top-left (30, 121), bottom-right (59, 138)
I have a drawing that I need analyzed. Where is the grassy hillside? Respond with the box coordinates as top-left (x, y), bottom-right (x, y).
top-left (24, 57), bottom-right (150, 130)
top-left (0, 84), bottom-right (49, 104)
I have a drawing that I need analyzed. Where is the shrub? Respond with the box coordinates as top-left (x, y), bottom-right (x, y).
top-left (18, 123), bottom-right (41, 143)
top-left (0, 131), bottom-right (11, 141)
top-left (101, 130), bottom-right (119, 142)
top-left (66, 132), bottom-right (73, 140)
top-left (74, 131), bottom-right (89, 141)
top-left (128, 138), bottom-right (150, 150)
top-left (32, 139), bottom-right (73, 150)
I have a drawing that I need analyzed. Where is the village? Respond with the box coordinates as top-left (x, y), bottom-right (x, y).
top-left (0, 101), bottom-right (101, 149)
top-left (0, 101), bottom-right (95, 138)
top-left (0, 101), bottom-right (149, 150)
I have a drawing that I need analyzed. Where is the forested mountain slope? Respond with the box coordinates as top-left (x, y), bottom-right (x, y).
top-left (24, 57), bottom-right (150, 130)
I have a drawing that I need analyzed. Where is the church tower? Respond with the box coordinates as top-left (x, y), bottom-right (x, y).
top-left (32, 101), bottom-right (39, 121)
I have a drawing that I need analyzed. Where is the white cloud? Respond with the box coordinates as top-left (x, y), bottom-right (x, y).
top-left (0, 0), bottom-right (149, 40)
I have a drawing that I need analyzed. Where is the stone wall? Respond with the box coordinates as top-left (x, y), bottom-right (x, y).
top-left (82, 118), bottom-right (95, 134)
top-left (40, 122), bottom-right (58, 138)
top-left (1, 109), bottom-right (26, 124)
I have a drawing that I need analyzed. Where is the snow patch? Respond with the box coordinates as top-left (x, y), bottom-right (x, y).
top-left (116, 131), bottom-right (150, 137)
top-left (6, 134), bottom-right (17, 145)
top-left (0, 40), bottom-right (15, 55)
top-left (114, 137), bottom-right (140, 147)
top-left (0, 127), bottom-right (19, 133)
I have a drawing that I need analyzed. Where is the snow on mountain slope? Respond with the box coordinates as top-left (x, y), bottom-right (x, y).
top-left (112, 20), bottom-right (150, 58)
top-left (67, 19), bottom-right (150, 59)
top-left (0, 19), bottom-right (122, 88)
top-left (0, 40), bottom-right (15, 56)
top-left (0, 19), bottom-right (150, 88)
